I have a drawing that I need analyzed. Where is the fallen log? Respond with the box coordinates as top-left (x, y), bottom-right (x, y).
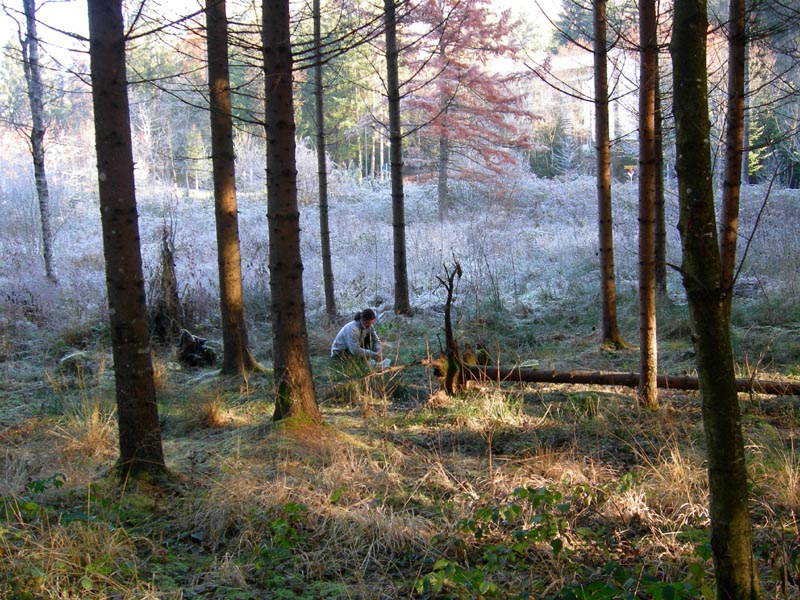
top-left (464, 365), bottom-right (800, 396)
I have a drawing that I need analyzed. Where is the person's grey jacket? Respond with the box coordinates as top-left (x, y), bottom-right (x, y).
top-left (330, 319), bottom-right (381, 359)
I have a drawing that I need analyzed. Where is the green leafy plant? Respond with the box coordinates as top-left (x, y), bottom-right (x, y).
top-left (252, 502), bottom-right (310, 590)
top-left (545, 554), bottom-right (714, 600)
top-left (417, 486), bottom-right (570, 598)
top-left (26, 472), bottom-right (66, 494)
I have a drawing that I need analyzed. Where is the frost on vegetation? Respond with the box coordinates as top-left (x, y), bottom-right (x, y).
top-left (1, 137), bottom-right (800, 348)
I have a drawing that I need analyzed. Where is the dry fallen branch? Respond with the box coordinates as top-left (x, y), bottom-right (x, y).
top-left (463, 364), bottom-right (800, 396)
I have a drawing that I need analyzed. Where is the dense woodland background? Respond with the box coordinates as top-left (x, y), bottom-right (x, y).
top-left (1, 0), bottom-right (800, 599)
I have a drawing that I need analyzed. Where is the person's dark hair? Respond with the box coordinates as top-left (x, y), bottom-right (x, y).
top-left (355, 308), bottom-right (376, 322)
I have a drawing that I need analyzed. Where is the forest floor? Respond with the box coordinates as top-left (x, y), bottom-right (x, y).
top-left (1, 298), bottom-right (799, 599)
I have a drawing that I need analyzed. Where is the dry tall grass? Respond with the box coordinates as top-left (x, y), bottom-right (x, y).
top-left (1, 299), bottom-right (799, 598)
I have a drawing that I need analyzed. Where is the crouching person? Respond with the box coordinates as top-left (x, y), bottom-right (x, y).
top-left (330, 308), bottom-right (389, 371)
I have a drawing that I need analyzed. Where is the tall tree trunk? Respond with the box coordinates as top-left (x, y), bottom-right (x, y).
top-left (263, 0), bottom-right (322, 423)
top-left (638, 0), bottom-right (658, 409)
top-left (719, 0), bottom-right (747, 324)
top-left (671, 1), bottom-right (761, 598)
top-left (654, 61), bottom-right (667, 295)
top-left (314, 0), bottom-right (337, 320)
top-left (593, 0), bottom-right (626, 349)
top-left (384, 0), bottom-right (411, 315)
top-left (206, 0), bottom-right (258, 375)
top-left (21, 0), bottom-right (56, 283)
top-left (87, 0), bottom-right (165, 478)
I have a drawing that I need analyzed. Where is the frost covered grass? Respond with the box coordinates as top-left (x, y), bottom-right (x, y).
top-left (2, 166), bottom-right (800, 385)
top-left (2, 151), bottom-right (800, 406)
top-left (2, 131), bottom-right (799, 358)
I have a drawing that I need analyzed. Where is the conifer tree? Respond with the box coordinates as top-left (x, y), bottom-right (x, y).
top-left (263, 0), bottom-right (322, 422)
top-left (638, 0), bottom-right (658, 409)
top-left (206, 0), bottom-right (259, 374)
top-left (384, 0), bottom-right (411, 315)
top-left (87, 0), bottom-right (166, 477)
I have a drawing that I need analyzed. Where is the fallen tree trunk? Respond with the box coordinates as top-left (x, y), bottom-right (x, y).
top-left (464, 365), bottom-right (800, 396)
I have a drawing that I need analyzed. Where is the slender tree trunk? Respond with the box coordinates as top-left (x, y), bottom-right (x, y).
top-left (436, 40), bottom-right (449, 221)
top-left (593, 0), bottom-right (626, 349)
top-left (437, 125), bottom-right (449, 221)
top-left (654, 61), bottom-right (667, 295)
top-left (367, 132), bottom-right (372, 179)
top-left (371, 129), bottom-right (377, 178)
top-left (671, 1), bottom-right (761, 597)
top-left (719, 0), bottom-right (747, 324)
top-left (741, 43), bottom-right (750, 185)
top-left (357, 136), bottom-right (363, 183)
top-left (384, 0), bottom-right (411, 315)
top-left (206, 0), bottom-right (258, 375)
top-left (638, 0), bottom-right (658, 409)
top-left (263, 0), bottom-right (321, 423)
top-left (87, 0), bottom-right (165, 478)
top-left (380, 135), bottom-right (386, 181)
top-left (21, 0), bottom-right (56, 283)
top-left (314, 0), bottom-right (337, 320)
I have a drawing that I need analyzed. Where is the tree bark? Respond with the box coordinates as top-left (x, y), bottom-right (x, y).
top-left (384, 0), bottom-right (412, 315)
top-left (593, 0), bottom-right (626, 350)
top-left (206, 0), bottom-right (258, 375)
top-left (436, 40), bottom-right (449, 221)
top-left (263, 0), bottom-right (321, 423)
top-left (740, 42), bottom-right (750, 185)
top-left (671, 1), bottom-right (761, 597)
top-left (719, 0), bottom-right (747, 324)
top-left (437, 123), bottom-right (449, 221)
top-left (21, 0), bottom-right (56, 284)
top-left (313, 0), bottom-right (337, 321)
top-left (87, 0), bottom-right (165, 478)
top-left (638, 0), bottom-right (658, 409)
top-left (654, 60), bottom-right (667, 295)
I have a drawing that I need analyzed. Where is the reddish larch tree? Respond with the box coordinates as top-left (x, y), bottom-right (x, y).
top-left (402, 0), bottom-right (535, 218)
